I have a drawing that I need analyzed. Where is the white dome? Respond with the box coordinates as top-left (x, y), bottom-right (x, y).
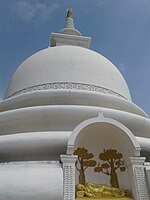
top-left (5, 46), bottom-right (131, 100)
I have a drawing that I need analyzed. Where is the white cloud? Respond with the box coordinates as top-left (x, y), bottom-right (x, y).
top-left (98, 0), bottom-right (108, 8)
top-left (11, 1), bottom-right (59, 23)
top-left (118, 63), bottom-right (127, 73)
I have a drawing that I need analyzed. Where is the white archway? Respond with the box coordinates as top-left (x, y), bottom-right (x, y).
top-left (67, 113), bottom-right (141, 156)
top-left (61, 114), bottom-right (150, 200)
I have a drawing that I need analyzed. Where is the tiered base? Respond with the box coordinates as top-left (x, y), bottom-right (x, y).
top-left (76, 197), bottom-right (134, 200)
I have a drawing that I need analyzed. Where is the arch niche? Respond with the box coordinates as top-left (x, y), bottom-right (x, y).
top-left (67, 113), bottom-right (141, 192)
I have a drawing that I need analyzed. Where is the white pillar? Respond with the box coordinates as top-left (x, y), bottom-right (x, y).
top-left (61, 155), bottom-right (77, 200)
top-left (127, 157), bottom-right (150, 200)
top-left (144, 162), bottom-right (150, 193)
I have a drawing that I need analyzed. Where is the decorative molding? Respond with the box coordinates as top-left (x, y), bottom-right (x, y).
top-left (134, 166), bottom-right (149, 200)
top-left (8, 82), bottom-right (127, 100)
top-left (61, 155), bottom-right (77, 200)
top-left (127, 157), bottom-right (150, 200)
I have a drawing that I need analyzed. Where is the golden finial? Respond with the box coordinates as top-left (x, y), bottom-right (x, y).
top-left (66, 7), bottom-right (73, 18)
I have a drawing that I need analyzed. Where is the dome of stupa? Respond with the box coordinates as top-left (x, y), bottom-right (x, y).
top-left (5, 46), bottom-right (131, 101)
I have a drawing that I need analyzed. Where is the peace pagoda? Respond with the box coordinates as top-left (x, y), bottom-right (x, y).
top-left (0, 8), bottom-right (149, 200)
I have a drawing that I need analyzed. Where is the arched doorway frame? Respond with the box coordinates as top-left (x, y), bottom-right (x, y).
top-left (61, 113), bottom-right (149, 200)
top-left (67, 113), bottom-right (141, 156)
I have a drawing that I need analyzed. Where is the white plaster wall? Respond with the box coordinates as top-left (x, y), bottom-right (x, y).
top-left (0, 161), bottom-right (63, 200)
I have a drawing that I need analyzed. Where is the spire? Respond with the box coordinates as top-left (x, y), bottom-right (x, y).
top-left (50, 8), bottom-right (91, 48)
top-left (65, 7), bottom-right (74, 29)
top-left (59, 7), bottom-right (81, 36)
top-left (67, 7), bottom-right (73, 18)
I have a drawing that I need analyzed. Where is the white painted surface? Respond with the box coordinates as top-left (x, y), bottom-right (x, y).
top-left (0, 90), bottom-right (147, 117)
top-left (61, 155), bottom-right (77, 200)
top-left (145, 164), bottom-right (150, 192)
top-left (5, 46), bottom-right (131, 100)
top-left (50, 33), bottom-right (91, 48)
top-left (136, 137), bottom-right (150, 153)
top-left (0, 105), bottom-right (150, 138)
top-left (136, 137), bottom-right (150, 161)
top-left (127, 157), bottom-right (150, 200)
top-left (0, 132), bottom-right (71, 162)
top-left (0, 161), bottom-right (63, 200)
top-left (68, 114), bottom-right (140, 155)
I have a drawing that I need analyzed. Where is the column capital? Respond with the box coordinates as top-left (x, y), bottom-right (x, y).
top-left (61, 154), bottom-right (78, 163)
top-left (126, 157), bottom-right (146, 166)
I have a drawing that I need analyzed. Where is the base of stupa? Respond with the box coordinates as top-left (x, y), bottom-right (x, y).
top-left (76, 197), bottom-right (134, 200)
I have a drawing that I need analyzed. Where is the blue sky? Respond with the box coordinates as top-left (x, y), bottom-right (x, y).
top-left (0, 0), bottom-right (150, 115)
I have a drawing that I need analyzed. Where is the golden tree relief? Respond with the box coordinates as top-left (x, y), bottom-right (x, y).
top-left (74, 147), bottom-right (97, 184)
top-left (74, 148), bottom-right (131, 199)
top-left (94, 149), bottom-right (126, 188)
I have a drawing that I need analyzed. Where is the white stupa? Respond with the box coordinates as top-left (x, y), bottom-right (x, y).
top-left (0, 8), bottom-right (150, 200)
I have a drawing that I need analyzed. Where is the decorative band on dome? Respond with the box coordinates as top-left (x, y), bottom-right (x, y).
top-left (7, 82), bottom-right (127, 100)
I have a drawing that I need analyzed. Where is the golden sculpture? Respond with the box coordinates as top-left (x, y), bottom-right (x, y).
top-left (74, 147), bottom-right (97, 184)
top-left (76, 183), bottom-right (132, 199)
top-left (74, 148), bottom-right (133, 199)
top-left (94, 149), bottom-right (126, 188)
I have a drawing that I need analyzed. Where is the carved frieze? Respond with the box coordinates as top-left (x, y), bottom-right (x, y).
top-left (8, 82), bottom-right (126, 99)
